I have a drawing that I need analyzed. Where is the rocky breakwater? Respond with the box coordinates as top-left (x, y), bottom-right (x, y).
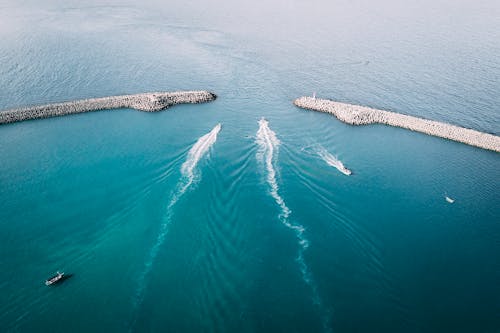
top-left (0, 90), bottom-right (217, 125)
top-left (294, 96), bottom-right (500, 153)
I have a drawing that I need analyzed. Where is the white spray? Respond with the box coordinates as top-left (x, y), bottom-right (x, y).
top-left (256, 118), bottom-right (332, 332)
top-left (131, 123), bottom-right (222, 316)
top-left (316, 145), bottom-right (351, 176)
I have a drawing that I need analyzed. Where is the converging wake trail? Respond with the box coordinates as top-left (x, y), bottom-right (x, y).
top-left (256, 118), bottom-right (332, 332)
top-left (131, 123), bottom-right (222, 323)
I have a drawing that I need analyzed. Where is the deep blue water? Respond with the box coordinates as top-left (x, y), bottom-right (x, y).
top-left (0, 1), bottom-right (499, 332)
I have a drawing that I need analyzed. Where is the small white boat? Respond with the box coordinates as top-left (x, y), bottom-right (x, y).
top-left (45, 271), bottom-right (64, 286)
top-left (317, 148), bottom-right (352, 176)
top-left (338, 165), bottom-right (352, 176)
top-left (445, 196), bottom-right (455, 204)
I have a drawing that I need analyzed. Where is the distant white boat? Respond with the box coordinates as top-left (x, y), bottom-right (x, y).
top-left (445, 196), bottom-right (455, 203)
top-left (337, 164), bottom-right (352, 176)
top-left (316, 146), bottom-right (352, 176)
top-left (312, 92), bottom-right (316, 99)
top-left (45, 271), bottom-right (65, 286)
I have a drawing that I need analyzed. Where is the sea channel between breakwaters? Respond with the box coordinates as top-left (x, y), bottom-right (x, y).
top-left (294, 96), bottom-right (500, 153)
top-left (0, 91), bottom-right (216, 125)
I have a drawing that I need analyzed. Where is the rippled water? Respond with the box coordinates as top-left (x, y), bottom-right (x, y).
top-left (0, 1), bottom-right (499, 332)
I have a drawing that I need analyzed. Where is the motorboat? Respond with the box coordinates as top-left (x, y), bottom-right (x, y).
top-left (338, 165), bottom-right (352, 176)
top-left (45, 271), bottom-right (65, 286)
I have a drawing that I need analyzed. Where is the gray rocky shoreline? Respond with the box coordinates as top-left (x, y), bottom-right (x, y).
top-left (294, 96), bottom-right (500, 153)
top-left (0, 90), bottom-right (216, 125)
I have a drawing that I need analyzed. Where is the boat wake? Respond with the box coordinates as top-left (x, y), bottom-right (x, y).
top-left (131, 123), bottom-right (222, 321)
top-left (316, 145), bottom-right (351, 176)
top-left (256, 118), bottom-right (332, 332)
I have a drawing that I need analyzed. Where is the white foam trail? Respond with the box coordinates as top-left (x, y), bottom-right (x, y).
top-left (316, 145), bottom-right (351, 176)
top-left (256, 118), bottom-right (332, 332)
top-left (181, 123), bottom-right (222, 181)
top-left (131, 123), bottom-right (221, 319)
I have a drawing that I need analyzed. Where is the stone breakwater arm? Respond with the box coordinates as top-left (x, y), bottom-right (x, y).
top-left (0, 90), bottom-right (216, 125)
top-left (294, 96), bottom-right (500, 153)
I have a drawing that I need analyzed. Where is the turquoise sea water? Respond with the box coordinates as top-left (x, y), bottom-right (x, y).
top-left (0, 1), bottom-right (499, 332)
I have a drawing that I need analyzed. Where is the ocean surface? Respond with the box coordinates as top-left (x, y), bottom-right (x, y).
top-left (0, 1), bottom-right (499, 332)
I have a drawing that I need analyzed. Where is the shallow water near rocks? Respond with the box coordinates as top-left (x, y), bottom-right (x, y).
top-left (0, 1), bottom-right (499, 332)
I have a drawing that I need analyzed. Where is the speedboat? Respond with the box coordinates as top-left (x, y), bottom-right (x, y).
top-left (445, 196), bottom-right (455, 204)
top-left (338, 165), bottom-right (352, 176)
top-left (45, 271), bottom-right (65, 286)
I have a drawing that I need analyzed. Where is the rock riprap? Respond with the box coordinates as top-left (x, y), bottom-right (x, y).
top-left (294, 96), bottom-right (500, 153)
top-left (0, 90), bottom-right (216, 125)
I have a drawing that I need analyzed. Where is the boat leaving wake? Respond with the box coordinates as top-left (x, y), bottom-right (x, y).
top-left (256, 118), bottom-right (332, 332)
top-left (131, 123), bottom-right (222, 321)
top-left (316, 145), bottom-right (351, 176)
